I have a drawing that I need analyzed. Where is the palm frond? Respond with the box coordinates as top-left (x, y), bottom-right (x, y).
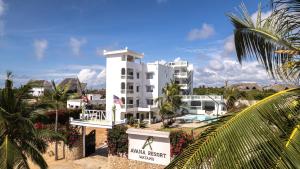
top-left (0, 136), bottom-right (24, 169)
top-left (166, 88), bottom-right (300, 169)
top-left (228, 3), bottom-right (300, 81)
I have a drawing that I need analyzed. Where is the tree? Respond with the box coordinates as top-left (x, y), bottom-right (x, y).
top-left (0, 72), bottom-right (63, 169)
top-left (166, 1), bottom-right (300, 168)
top-left (155, 81), bottom-right (182, 127)
top-left (51, 80), bottom-right (69, 161)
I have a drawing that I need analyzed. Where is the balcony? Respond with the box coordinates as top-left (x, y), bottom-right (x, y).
top-left (169, 61), bottom-right (188, 67)
top-left (181, 95), bottom-right (223, 101)
top-left (121, 89), bottom-right (134, 94)
top-left (174, 72), bottom-right (188, 78)
top-left (121, 75), bottom-right (134, 79)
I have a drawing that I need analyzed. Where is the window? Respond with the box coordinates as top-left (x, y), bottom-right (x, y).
top-left (136, 113), bottom-right (140, 119)
top-left (136, 86), bottom-right (139, 92)
top-left (121, 68), bottom-right (125, 75)
top-left (191, 101), bottom-right (201, 106)
top-left (146, 99), bottom-right (154, 105)
top-left (146, 72), bottom-right (154, 79)
top-left (122, 55), bottom-right (126, 61)
top-left (146, 85), bottom-right (154, 92)
top-left (121, 82), bottom-right (125, 89)
top-left (137, 72), bottom-right (140, 79)
top-left (136, 99), bottom-right (139, 107)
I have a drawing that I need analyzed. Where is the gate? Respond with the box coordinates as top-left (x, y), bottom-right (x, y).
top-left (85, 130), bottom-right (96, 156)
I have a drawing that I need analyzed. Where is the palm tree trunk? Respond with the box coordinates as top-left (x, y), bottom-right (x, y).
top-left (55, 100), bottom-right (58, 160)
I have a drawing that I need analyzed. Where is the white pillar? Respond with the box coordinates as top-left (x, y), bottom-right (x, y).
top-left (149, 112), bottom-right (151, 125)
top-left (82, 126), bottom-right (86, 157)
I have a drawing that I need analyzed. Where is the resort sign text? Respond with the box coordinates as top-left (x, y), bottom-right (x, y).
top-left (126, 129), bottom-right (170, 166)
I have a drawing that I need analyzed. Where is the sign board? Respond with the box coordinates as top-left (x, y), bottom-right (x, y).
top-left (126, 128), bottom-right (170, 166)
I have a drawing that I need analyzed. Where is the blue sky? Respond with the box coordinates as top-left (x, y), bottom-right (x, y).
top-left (0, 0), bottom-right (275, 88)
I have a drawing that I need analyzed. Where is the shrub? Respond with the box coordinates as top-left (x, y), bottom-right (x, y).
top-left (37, 109), bottom-right (81, 124)
top-left (107, 125), bottom-right (128, 156)
top-left (170, 130), bottom-right (194, 157)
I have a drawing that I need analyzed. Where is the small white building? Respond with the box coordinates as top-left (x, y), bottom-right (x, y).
top-left (67, 93), bottom-right (105, 109)
top-left (67, 99), bottom-right (83, 109)
top-left (27, 80), bottom-right (52, 97)
top-left (29, 87), bottom-right (45, 97)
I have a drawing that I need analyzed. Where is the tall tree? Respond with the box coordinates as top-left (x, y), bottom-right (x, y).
top-left (0, 72), bottom-right (62, 169)
top-left (51, 80), bottom-right (69, 161)
top-left (155, 81), bottom-right (182, 127)
top-left (167, 1), bottom-right (300, 168)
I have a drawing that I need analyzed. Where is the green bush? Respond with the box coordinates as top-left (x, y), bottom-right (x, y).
top-left (107, 125), bottom-right (128, 156)
top-left (35, 109), bottom-right (81, 124)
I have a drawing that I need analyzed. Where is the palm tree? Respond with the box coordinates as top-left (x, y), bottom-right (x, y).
top-left (166, 1), bottom-right (300, 168)
top-left (0, 72), bottom-right (62, 169)
top-left (51, 80), bottom-right (69, 161)
top-left (155, 81), bottom-right (182, 127)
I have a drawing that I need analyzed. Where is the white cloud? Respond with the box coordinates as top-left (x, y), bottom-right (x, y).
top-left (190, 34), bottom-right (272, 87)
top-left (174, 57), bottom-right (182, 62)
top-left (187, 23), bottom-right (215, 41)
top-left (69, 37), bottom-right (86, 56)
top-left (251, 10), bottom-right (272, 25)
top-left (0, 0), bottom-right (5, 17)
top-left (193, 57), bottom-right (272, 87)
top-left (78, 68), bottom-right (106, 88)
top-left (34, 39), bottom-right (48, 60)
top-left (223, 35), bottom-right (235, 54)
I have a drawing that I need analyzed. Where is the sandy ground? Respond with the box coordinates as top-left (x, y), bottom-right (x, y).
top-left (29, 145), bottom-right (109, 169)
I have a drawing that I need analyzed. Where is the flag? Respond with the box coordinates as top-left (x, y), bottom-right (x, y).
top-left (113, 95), bottom-right (123, 105)
top-left (82, 95), bottom-right (89, 103)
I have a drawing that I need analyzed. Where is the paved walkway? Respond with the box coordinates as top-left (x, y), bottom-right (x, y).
top-left (41, 146), bottom-right (109, 169)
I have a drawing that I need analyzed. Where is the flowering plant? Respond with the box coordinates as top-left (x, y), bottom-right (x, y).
top-left (170, 130), bottom-right (194, 157)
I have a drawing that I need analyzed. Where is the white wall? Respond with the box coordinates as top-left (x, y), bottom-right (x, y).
top-left (29, 87), bottom-right (45, 97)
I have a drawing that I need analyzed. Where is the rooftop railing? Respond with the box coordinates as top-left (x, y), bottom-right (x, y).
top-left (181, 95), bottom-right (223, 100)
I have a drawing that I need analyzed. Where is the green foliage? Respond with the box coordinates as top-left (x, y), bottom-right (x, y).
top-left (107, 125), bottom-right (128, 156)
top-left (35, 109), bottom-right (81, 125)
top-left (167, 88), bottom-right (300, 169)
top-left (0, 72), bottom-right (64, 169)
top-left (155, 81), bottom-right (182, 128)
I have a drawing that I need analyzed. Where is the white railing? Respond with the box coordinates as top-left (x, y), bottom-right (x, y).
top-left (181, 95), bottom-right (223, 100)
top-left (169, 61), bottom-right (188, 66)
top-left (80, 109), bottom-right (106, 121)
top-left (174, 72), bottom-right (188, 77)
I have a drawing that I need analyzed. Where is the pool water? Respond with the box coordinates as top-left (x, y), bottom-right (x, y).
top-left (179, 114), bottom-right (215, 122)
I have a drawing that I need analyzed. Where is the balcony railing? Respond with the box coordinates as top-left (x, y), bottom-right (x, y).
top-left (121, 75), bottom-right (134, 79)
top-left (80, 109), bottom-right (106, 121)
top-left (121, 104), bottom-right (134, 109)
top-left (121, 89), bottom-right (134, 94)
top-left (174, 72), bottom-right (188, 77)
top-left (169, 61), bottom-right (188, 67)
top-left (181, 95), bottom-right (223, 100)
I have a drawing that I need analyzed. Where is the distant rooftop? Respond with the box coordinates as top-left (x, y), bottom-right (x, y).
top-left (103, 47), bottom-right (144, 59)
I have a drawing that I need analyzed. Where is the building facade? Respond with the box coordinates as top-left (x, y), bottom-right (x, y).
top-left (104, 48), bottom-right (194, 123)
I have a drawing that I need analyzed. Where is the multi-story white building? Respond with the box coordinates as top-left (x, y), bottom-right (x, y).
top-left (104, 48), bottom-right (194, 123)
top-left (168, 61), bottom-right (193, 95)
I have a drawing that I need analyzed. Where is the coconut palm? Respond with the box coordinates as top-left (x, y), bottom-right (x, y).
top-left (51, 80), bottom-right (69, 161)
top-left (0, 72), bottom-right (62, 169)
top-left (155, 81), bottom-right (182, 127)
top-left (166, 1), bottom-right (300, 168)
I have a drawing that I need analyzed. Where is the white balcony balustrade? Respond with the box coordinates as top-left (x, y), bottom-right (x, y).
top-left (80, 109), bottom-right (106, 121)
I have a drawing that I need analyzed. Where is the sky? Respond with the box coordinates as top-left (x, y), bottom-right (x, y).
top-left (0, 0), bottom-right (276, 89)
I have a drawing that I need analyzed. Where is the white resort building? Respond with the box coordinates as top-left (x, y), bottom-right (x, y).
top-left (70, 48), bottom-right (226, 129)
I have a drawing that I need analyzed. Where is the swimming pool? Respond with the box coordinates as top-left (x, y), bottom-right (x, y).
top-left (177, 114), bottom-right (215, 122)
